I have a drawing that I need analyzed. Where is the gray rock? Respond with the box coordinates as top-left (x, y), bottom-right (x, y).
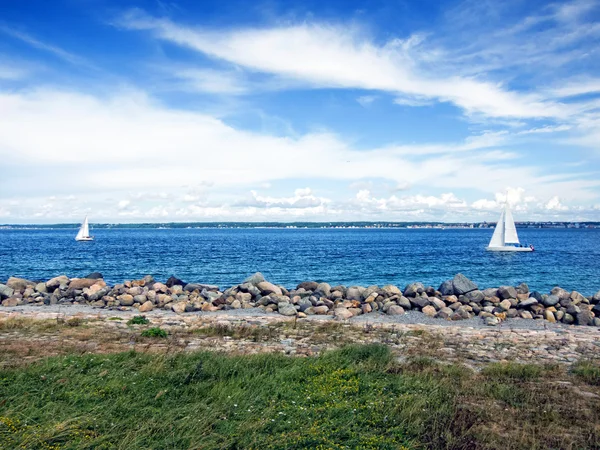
top-left (184, 283), bottom-right (219, 292)
top-left (542, 295), bottom-right (560, 307)
top-left (46, 275), bottom-right (69, 290)
top-left (397, 296), bottom-right (412, 310)
top-left (516, 283), bottom-right (529, 295)
top-left (593, 291), bottom-right (600, 303)
top-left (465, 290), bottom-right (484, 303)
top-left (346, 287), bottom-right (363, 301)
top-left (34, 282), bottom-right (47, 293)
top-left (133, 294), bottom-right (147, 304)
top-left (498, 286), bottom-right (517, 300)
top-left (435, 307), bottom-right (453, 319)
top-left (576, 310), bottom-right (595, 326)
top-left (530, 291), bottom-right (544, 302)
top-left (243, 272), bottom-right (265, 286)
top-left (117, 294), bottom-right (134, 306)
top-left (518, 298), bottom-right (538, 308)
top-left (403, 282), bottom-right (424, 297)
top-left (84, 272), bottom-right (103, 280)
top-left (551, 287), bottom-right (570, 301)
top-left (166, 276), bottom-right (186, 288)
top-left (562, 313), bottom-right (575, 324)
top-left (0, 284), bottom-right (14, 299)
top-left (429, 297), bottom-right (446, 310)
top-left (382, 285), bottom-right (401, 296)
top-left (499, 299), bottom-right (512, 311)
top-left (592, 304), bottom-right (600, 315)
top-left (257, 281), bottom-right (283, 296)
top-left (481, 288), bottom-right (498, 298)
top-left (409, 296), bottom-right (431, 309)
top-left (6, 277), bottom-right (34, 292)
top-left (315, 282), bottom-right (331, 297)
top-left (334, 307), bottom-right (353, 320)
top-left (593, 318), bottom-right (600, 327)
top-left (387, 305), bottom-right (405, 315)
top-left (570, 291), bottom-right (587, 304)
top-left (484, 316), bottom-right (500, 326)
top-left (451, 273), bottom-right (478, 295)
top-left (438, 280), bottom-right (454, 296)
top-left (297, 281), bottom-right (318, 291)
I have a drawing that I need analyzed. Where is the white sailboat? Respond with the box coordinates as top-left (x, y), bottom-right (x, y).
top-left (75, 216), bottom-right (94, 241)
top-left (486, 203), bottom-right (533, 252)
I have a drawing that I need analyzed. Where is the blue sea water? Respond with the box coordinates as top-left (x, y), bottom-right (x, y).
top-left (0, 228), bottom-right (599, 295)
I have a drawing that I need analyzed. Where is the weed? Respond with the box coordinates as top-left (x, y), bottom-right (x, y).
top-left (573, 360), bottom-right (600, 385)
top-left (127, 315), bottom-right (150, 325)
top-left (140, 327), bottom-right (167, 338)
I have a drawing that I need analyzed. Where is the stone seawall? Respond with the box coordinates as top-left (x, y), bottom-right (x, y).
top-left (1, 272), bottom-right (600, 327)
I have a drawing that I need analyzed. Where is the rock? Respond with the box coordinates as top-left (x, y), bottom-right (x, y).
top-left (516, 282), bottom-right (529, 294)
top-left (387, 305), bottom-right (405, 315)
top-left (542, 295), bottom-right (560, 307)
top-left (166, 276), bottom-right (186, 288)
top-left (184, 283), bottom-right (219, 292)
top-left (519, 310), bottom-right (533, 319)
top-left (498, 286), bottom-right (517, 300)
top-left (133, 295), bottom-right (147, 304)
top-left (576, 310), bottom-right (594, 326)
top-left (518, 298), bottom-right (538, 308)
top-left (570, 291), bottom-right (587, 304)
top-left (484, 316), bottom-right (500, 326)
top-left (139, 301), bottom-right (154, 312)
top-left (152, 282), bottom-right (168, 293)
top-left (0, 284), bottom-right (14, 299)
top-left (438, 280), bottom-right (454, 296)
top-left (452, 306), bottom-right (472, 320)
top-left (172, 302), bottom-right (187, 314)
top-left (551, 287), bottom-right (570, 301)
top-left (562, 313), bottom-right (575, 324)
top-left (465, 290), bottom-right (484, 303)
top-left (346, 287), bottom-right (363, 301)
top-left (362, 303), bottom-right (373, 314)
top-left (436, 307), bottom-right (453, 319)
top-left (313, 305), bottom-right (330, 315)
top-left (46, 275), bottom-right (69, 290)
top-left (544, 310), bottom-right (556, 323)
top-left (70, 278), bottom-right (102, 290)
top-left (230, 299), bottom-right (242, 309)
top-left (315, 282), bottom-right (331, 297)
top-left (592, 304), bottom-right (600, 315)
top-left (257, 281), bottom-right (282, 296)
top-left (382, 285), bottom-right (401, 296)
top-left (117, 294), bottom-right (134, 306)
top-left (297, 281), bottom-right (318, 291)
top-left (451, 274), bottom-right (478, 295)
top-left (170, 285), bottom-right (183, 295)
top-left (2, 297), bottom-right (21, 307)
top-left (422, 305), bottom-right (437, 317)
top-left (410, 297), bottom-right (431, 309)
top-left (243, 272), bottom-right (265, 286)
top-left (593, 291), bottom-right (600, 303)
top-left (397, 296), bottom-right (412, 310)
top-left (530, 291), bottom-right (544, 302)
top-left (499, 299), bottom-right (512, 311)
top-left (334, 307), bottom-right (353, 320)
top-left (593, 318), bottom-right (600, 327)
top-left (429, 297), bottom-right (446, 310)
top-left (6, 277), bottom-right (34, 291)
top-left (34, 282), bottom-right (47, 293)
top-left (84, 272), bottom-right (103, 280)
top-left (403, 282), bottom-right (424, 297)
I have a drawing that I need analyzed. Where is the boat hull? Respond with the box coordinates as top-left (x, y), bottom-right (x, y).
top-left (486, 246), bottom-right (532, 252)
top-left (75, 237), bottom-right (94, 242)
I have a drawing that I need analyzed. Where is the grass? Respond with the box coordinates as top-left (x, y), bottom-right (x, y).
top-left (573, 360), bottom-right (600, 386)
top-left (140, 327), bottom-right (167, 338)
top-left (127, 316), bottom-right (150, 326)
top-left (0, 345), bottom-right (599, 449)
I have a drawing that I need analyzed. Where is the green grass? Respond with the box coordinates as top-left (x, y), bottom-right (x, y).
top-left (140, 327), bottom-right (167, 338)
top-left (0, 345), bottom-right (599, 449)
top-left (573, 361), bottom-right (600, 386)
top-left (126, 316), bottom-right (150, 326)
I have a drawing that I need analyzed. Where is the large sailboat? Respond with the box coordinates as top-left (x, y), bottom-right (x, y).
top-left (486, 203), bottom-right (533, 252)
top-left (75, 216), bottom-right (94, 241)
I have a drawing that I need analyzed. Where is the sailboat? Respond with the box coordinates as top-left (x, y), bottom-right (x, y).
top-left (486, 203), bottom-right (533, 252)
top-left (75, 216), bottom-right (94, 241)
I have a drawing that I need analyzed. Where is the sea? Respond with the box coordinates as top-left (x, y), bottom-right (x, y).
top-left (1, 227), bottom-right (599, 295)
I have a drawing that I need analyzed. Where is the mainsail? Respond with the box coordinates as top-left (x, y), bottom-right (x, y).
top-left (488, 208), bottom-right (506, 247)
top-left (76, 216), bottom-right (90, 240)
top-left (503, 205), bottom-right (520, 244)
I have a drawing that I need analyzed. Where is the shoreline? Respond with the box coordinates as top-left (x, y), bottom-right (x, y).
top-left (1, 272), bottom-right (599, 328)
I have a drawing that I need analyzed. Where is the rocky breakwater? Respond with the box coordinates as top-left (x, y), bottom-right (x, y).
top-left (1, 272), bottom-right (600, 327)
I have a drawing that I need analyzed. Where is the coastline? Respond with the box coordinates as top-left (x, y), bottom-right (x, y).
top-left (2, 272), bottom-right (599, 328)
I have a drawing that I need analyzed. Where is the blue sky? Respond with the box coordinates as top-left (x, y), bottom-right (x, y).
top-left (1, 0), bottom-right (600, 223)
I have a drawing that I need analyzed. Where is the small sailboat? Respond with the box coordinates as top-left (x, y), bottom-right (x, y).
top-left (486, 203), bottom-right (533, 252)
top-left (75, 216), bottom-right (94, 241)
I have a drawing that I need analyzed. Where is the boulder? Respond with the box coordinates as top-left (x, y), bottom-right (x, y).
top-left (451, 274), bottom-right (478, 295)
top-left (387, 305), bottom-right (405, 315)
top-left (465, 290), bottom-right (484, 303)
top-left (593, 291), bottom-right (600, 303)
top-left (570, 291), bottom-right (587, 304)
top-left (422, 305), bottom-right (437, 317)
top-left (544, 310), bottom-right (556, 323)
top-left (334, 307), bottom-right (353, 320)
top-left (297, 281), bottom-right (318, 291)
top-left (484, 316), bottom-right (500, 326)
top-left (0, 284), bottom-right (14, 299)
top-left (516, 283), bottom-right (529, 295)
top-left (172, 302), bottom-right (187, 314)
top-left (6, 277), bottom-right (34, 292)
top-left (576, 310), bottom-right (595, 326)
top-left (403, 282), bottom-right (424, 297)
top-left (410, 297), bottom-right (431, 309)
top-left (519, 310), bottom-right (533, 319)
top-left (139, 301), bottom-right (154, 312)
top-left (46, 275), bottom-right (69, 290)
top-left (152, 282), bottom-right (168, 293)
top-left (243, 272), bottom-right (265, 286)
top-left (257, 281), bottom-right (282, 296)
top-left (84, 272), bottom-right (103, 280)
top-left (498, 299), bottom-right (512, 311)
top-left (429, 297), bottom-right (446, 310)
top-left (382, 285), bottom-right (402, 296)
top-left (2, 297), bottom-right (21, 307)
top-left (518, 298), bottom-right (538, 308)
top-left (481, 287), bottom-right (498, 298)
top-left (313, 305), bottom-right (330, 315)
top-left (542, 295), bottom-right (560, 307)
top-left (315, 282), bottom-right (331, 297)
top-left (563, 313), bottom-right (575, 324)
top-left (184, 283), bottom-right (219, 292)
top-left (166, 276), bottom-right (186, 288)
top-left (35, 282), bottom-right (47, 293)
top-left (435, 307), bottom-right (453, 320)
top-left (346, 287), bottom-right (363, 301)
top-left (498, 286), bottom-right (517, 300)
top-left (397, 296), bottom-right (412, 310)
top-left (551, 287), bottom-right (570, 301)
top-left (70, 278), bottom-right (103, 290)
top-left (117, 294), bottom-right (134, 306)
top-left (438, 280), bottom-right (454, 296)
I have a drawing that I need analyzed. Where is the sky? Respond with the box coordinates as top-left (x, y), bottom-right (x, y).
top-left (1, 0), bottom-right (600, 223)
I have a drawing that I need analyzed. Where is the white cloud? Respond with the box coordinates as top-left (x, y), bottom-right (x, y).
top-left (236, 188), bottom-right (329, 209)
top-left (356, 95), bottom-right (377, 107)
top-left (545, 196), bottom-right (569, 211)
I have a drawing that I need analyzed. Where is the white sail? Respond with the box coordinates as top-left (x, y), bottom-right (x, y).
top-left (503, 205), bottom-right (520, 244)
top-left (75, 216), bottom-right (92, 241)
top-left (488, 208), bottom-right (505, 247)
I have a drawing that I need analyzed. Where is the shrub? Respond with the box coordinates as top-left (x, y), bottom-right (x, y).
top-left (141, 327), bottom-right (167, 338)
top-left (127, 315), bottom-right (150, 325)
